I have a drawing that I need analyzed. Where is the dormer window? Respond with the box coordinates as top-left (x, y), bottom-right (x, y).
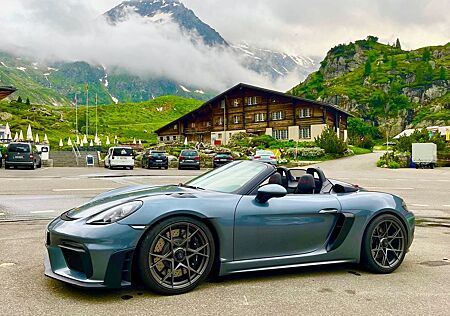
top-left (299, 108), bottom-right (312, 118)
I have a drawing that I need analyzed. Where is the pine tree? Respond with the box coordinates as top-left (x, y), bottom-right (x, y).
top-left (364, 59), bottom-right (372, 76)
top-left (422, 48), bottom-right (431, 61)
top-left (25, 97), bottom-right (31, 105)
top-left (17, 96), bottom-right (22, 103)
top-left (395, 38), bottom-right (401, 49)
top-left (439, 66), bottom-right (446, 80)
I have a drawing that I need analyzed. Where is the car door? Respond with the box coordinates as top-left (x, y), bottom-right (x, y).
top-left (234, 193), bottom-right (341, 260)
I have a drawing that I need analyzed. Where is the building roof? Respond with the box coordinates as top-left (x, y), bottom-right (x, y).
top-left (156, 83), bottom-right (353, 133)
top-left (394, 126), bottom-right (450, 139)
top-left (0, 86), bottom-right (17, 101)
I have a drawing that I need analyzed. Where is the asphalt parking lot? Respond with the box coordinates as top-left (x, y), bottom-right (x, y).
top-left (0, 152), bottom-right (449, 315)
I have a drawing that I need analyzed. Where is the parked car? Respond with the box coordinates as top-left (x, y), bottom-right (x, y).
top-left (44, 161), bottom-right (415, 295)
top-left (4, 142), bottom-right (42, 169)
top-left (213, 152), bottom-right (233, 168)
top-left (104, 147), bottom-right (135, 170)
top-left (252, 150), bottom-right (277, 165)
top-left (178, 149), bottom-right (200, 170)
top-left (141, 150), bottom-right (168, 169)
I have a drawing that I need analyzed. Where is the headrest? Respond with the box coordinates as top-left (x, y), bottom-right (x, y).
top-left (268, 173), bottom-right (282, 185)
top-left (296, 174), bottom-right (315, 194)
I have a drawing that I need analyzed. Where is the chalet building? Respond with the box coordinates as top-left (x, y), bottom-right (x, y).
top-left (156, 83), bottom-right (352, 146)
top-left (0, 86), bottom-right (16, 101)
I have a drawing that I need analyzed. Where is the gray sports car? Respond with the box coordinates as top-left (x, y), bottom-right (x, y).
top-left (45, 161), bottom-right (415, 295)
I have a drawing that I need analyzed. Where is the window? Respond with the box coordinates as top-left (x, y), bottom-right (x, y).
top-left (159, 137), bottom-right (164, 142)
top-left (233, 115), bottom-right (240, 124)
top-left (300, 126), bottom-right (311, 139)
top-left (233, 99), bottom-right (240, 107)
top-left (299, 108), bottom-right (312, 118)
top-left (191, 122), bottom-right (196, 128)
top-left (166, 136), bottom-right (170, 141)
top-left (272, 111), bottom-right (283, 121)
top-left (172, 136), bottom-right (177, 141)
top-left (173, 124), bottom-right (178, 130)
top-left (218, 133), bottom-right (222, 139)
top-left (220, 99), bottom-right (225, 109)
top-left (246, 96), bottom-right (258, 105)
top-left (254, 113), bottom-right (266, 122)
top-left (206, 121), bottom-right (211, 127)
top-left (217, 117), bottom-right (223, 126)
top-left (272, 129), bottom-right (288, 140)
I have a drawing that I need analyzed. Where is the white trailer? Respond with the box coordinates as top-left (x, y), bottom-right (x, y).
top-left (412, 143), bottom-right (437, 169)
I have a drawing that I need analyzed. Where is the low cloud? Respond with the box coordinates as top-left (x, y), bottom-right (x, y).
top-left (0, 0), bottom-right (292, 92)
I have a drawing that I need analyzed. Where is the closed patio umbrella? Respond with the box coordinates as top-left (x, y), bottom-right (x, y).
top-left (26, 124), bottom-right (33, 141)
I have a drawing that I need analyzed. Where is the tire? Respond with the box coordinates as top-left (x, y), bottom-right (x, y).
top-left (164, 166), bottom-right (168, 170)
top-left (38, 161), bottom-right (42, 168)
top-left (30, 162), bottom-right (35, 170)
top-left (197, 166), bottom-right (201, 170)
top-left (130, 166), bottom-right (134, 170)
top-left (137, 216), bottom-right (215, 295)
top-left (361, 214), bottom-right (407, 274)
top-left (4, 163), bottom-right (8, 169)
top-left (178, 166), bottom-right (182, 170)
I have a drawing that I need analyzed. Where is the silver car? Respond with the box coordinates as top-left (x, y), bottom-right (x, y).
top-left (252, 150), bottom-right (277, 165)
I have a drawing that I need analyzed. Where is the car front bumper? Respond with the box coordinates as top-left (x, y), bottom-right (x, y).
top-left (44, 217), bottom-right (145, 288)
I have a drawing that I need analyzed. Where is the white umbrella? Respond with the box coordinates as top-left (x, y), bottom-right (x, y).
top-left (138, 139), bottom-right (142, 145)
top-left (184, 137), bottom-right (188, 146)
top-left (89, 139), bottom-right (94, 147)
top-left (94, 134), bottom-right (99, 145)
top-left (67, 138), bottom-right (72, 146)
top-left (83, 134), bottom-right (87, 144)
top-left (106, 136), bottom-right (110, 145)
top-left (5, 123), bottom-right (11, 139)
top-left (76, 135), bottom-right (80, 145)
top-left (133, 138), bottom-right (136, 145)
top-left (79, 141), bottom-right (84, 147)
top-left (26, 124), bottom-right (33, 141)
top-left (44, 134), bottom-right (48, 143)
top-left (114, 135), bottom-right (118, 144)
top-left (19, 130), bottom-right (24, 141)
top-left (35, 133), bottom-right (40, 143)
top-left (14, 132), bottom-right (18, 141)
top-left (59, 138), bottom-right (63, 147)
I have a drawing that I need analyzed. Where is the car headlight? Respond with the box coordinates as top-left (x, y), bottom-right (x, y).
top-left (86, 201), bottom-right (143, 225)
top-left (401, 200), bottom-right (409, 212)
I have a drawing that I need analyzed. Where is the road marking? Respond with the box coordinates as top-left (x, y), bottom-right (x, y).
top-left (410, 204), bottom-right (430, 207)
top-left (52, 188), bottom-right (115, 192)
top-left (29, 210), bottom-right (56, 214)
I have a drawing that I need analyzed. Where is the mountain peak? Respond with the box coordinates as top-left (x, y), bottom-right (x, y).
top-left (105, 0), bottom-right (227, 46)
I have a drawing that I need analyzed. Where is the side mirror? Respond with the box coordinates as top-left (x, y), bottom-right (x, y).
top-left (255, 184), bottom-right (287, 204)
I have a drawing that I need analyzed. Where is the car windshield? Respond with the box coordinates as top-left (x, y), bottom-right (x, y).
top-left (151, 151), bottom-right (166, 156)
top-left (181, 150), bottom-right (198, 156)
top-left (8, 144), bottom-right (30, 153)
top-left (113, 148), bottom-right (133, 156)
top-left (256, 150), bottom-right (273, 156)
top-left (186, 161), bottom-right (267, 193)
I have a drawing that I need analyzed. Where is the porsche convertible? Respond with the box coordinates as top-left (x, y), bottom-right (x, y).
top-left (45, 161), bottom-right (415, 295)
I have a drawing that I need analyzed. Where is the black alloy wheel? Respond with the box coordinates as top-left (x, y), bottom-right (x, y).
top-left (362, 214), bottom-right (407, 273)
top-left (138, 216), bottom-right (215, 295)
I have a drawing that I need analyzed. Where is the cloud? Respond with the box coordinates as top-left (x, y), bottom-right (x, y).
top-left (0, 0), bottom-right (281, 92)
top-left (182, 0), bottom-right (450, 56)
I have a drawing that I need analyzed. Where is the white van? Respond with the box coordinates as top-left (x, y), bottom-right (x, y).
top-left (104, 147), bottom-right (135, 170)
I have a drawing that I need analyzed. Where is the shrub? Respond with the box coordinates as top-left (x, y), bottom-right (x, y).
top-left (377, 159), bottom-right (386, 167)
top-left (315, 127), bottom-right (347, 155)
top-left (388, 161), bottom-right (400, 169)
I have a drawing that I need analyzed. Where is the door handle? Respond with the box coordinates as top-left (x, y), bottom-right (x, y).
top-left (319, 209), bottom-right (339, 214)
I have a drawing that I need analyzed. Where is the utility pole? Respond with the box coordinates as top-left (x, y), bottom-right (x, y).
top-left (85, 84), bottom-right (89, 136)
top-left (74, 93), bottom-right (78, 135)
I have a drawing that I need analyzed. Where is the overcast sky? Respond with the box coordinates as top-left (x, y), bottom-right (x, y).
top-left (0, 0), bottom-right (448, 92)
top-left (93, 0), bottom-right (449, 56)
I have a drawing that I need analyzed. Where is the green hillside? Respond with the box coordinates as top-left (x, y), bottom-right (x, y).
top-left (0, 96), bottom-right (203, 147)
top-left (290, 37), bottom-right (449, 135)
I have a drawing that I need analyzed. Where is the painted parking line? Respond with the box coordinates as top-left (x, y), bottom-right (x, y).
top-left (29, 210), bottom-right (56, 214)
top-left (52, 188), bottom-right (115, 192)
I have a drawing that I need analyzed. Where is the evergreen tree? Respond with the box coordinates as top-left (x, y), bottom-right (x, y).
top-left (390, 56), bottom-right (397, 69)
top-left (439, 66), bottom-right (446, 80)
top-left (25, 97), bottom-right (31, 105)
top-left (395, 38), bottom-right (402, 50)
top-left (17, 96), bottom-right (22, 103)
top-left (424, 63), bottom-right (434, 82)
top-left (364, 59), bottom-right (372, 77)
top-left (422, 48), bottom-right (431, 61)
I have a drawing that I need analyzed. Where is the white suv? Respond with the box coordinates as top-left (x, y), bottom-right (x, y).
top-left (104, 147), bottom-right (135, 170)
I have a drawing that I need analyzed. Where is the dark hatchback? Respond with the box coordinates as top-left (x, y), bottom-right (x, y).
top-left (213, 152), bottom-right (234, 168)
top-left (142, 150), bottom-right (169, 169)
top-left (4, 142), bottom-right (42, 169)
top-left (178, 149), bottom-right (200, 170)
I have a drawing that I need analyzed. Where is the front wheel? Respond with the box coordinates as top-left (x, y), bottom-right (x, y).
top-left (138, 216), bottom-right (215, 295)
top-left (361, 214), bottom-right (407, 274)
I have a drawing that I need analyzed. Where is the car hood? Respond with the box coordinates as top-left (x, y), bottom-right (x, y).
top-left (66, 184), bottom-right (183, 220)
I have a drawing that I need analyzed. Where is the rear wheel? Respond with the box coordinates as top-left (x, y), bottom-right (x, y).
top-left (138, 216), bottom-right (215, 295)
top-left (361, 214), bottom-right (407, 273)
top-left (30, 162), bottom-right (35, 170)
